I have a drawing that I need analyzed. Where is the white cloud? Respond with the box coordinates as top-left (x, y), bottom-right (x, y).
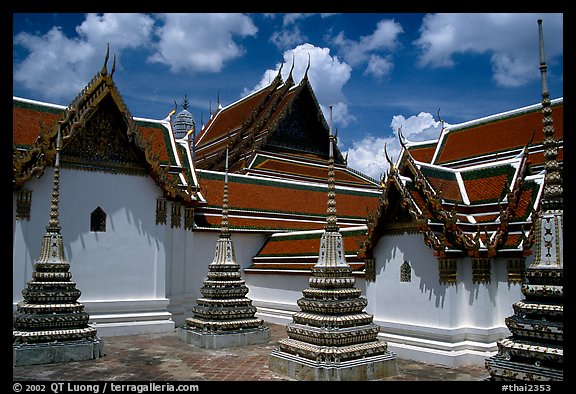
top-left (269, 13), bottom-right (336, 50)
top-left (364, 54), bottom-right (394, 79)
top-left (414, 13), bottom-right (563, 87)
top-left (13, 13), bottom-right (155, 102)
top-left (282, 13), bottom-right (336, 26)
top-left (149, 13), bottom-right (258, 73)
top-left (390, 112), bottom-right (444, 142)
top-left (330, 19), bottom-right (403, 78)
top-left (345, 135), bottom-right (397, 181)
top-left (270, 25), bottom-right (307, 49)
top-left (246, 43), bottom-right (354, 127)
top-left (345, 112), bottom-right (445, 180)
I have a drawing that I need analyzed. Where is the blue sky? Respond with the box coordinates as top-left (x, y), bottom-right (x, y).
top-left (12, 13), bottom-right (564, 180)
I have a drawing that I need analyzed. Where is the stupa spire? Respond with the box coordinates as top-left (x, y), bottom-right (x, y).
top-left (179, 143), bottom-right (270, 347)
top-left (269, 107), bottom-right (397, 381)
top-left (13, 121), bottom-right (103, 366)
top-left (485, 19), bottom-right (563, 381)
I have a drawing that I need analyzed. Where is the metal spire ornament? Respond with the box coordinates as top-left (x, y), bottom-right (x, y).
top-left (269, 106), bottom-right (398, 380)
top-left (13, 122), bottom-right (103, 366)
top-left (485, 19), bottom-right (563, 381)
top-left (179, 146), bottom-right (270, 348)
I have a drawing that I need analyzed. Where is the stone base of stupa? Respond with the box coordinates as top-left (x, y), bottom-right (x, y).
top-left (178, 326), bottom-right (271, 349)
top-left (485, 356), bottom-right (563, 381)
top-left (13, 338), bottom-right (104, 367)
top-left (269, 349), bottom-right (398, 381)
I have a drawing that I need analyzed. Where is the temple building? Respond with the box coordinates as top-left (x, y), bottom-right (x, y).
top-left (13, 44), bottom-right (563, 370)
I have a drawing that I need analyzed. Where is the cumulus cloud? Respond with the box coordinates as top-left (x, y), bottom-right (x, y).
top-left (345, 112), bottom-right (445, 180)
top-left (246, 43), bottom-right (354, 127)
top-left (13, 13), bottom-right (260, 102)
top-left (149, 13), bottom-right (257, 73)
top-left (329, 19), bottom-right (403, 78)
top-left (13, 13), bottom-right (155, 102)
top-left (414, 13), bottom-right (563, 87)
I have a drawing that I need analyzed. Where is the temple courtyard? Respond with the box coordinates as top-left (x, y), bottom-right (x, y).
top-left (13, 322), bottom-right (490, 382)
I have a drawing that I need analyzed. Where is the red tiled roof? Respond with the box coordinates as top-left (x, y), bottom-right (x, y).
top-left (247, 227), bottom-right (367, 273)
top-left (434, 102), bottom-right (563, 166)
top-left (196, 86), bottom-right (273, 147)
top-left (248, 154), bottom-right (377, 187)
top-left (195, 170), bottom-right (380, 232)
top-left (407, 142), bottom-right (437, 163)
top-left (13, 100), bottom-right (64, 147)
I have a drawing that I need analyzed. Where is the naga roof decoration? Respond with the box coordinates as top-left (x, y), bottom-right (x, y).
top-left (194, 63), bottom-right (346, 174)
top-left (13, 47), bottom-right (203, 205)
top-left (361, 129), bottom-right (545, 259)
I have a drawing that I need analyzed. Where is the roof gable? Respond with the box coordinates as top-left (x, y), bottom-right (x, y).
top-left (13, 49), bottom-right (203, 204)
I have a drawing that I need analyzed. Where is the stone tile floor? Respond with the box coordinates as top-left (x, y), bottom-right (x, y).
top-left (13, 323), bottom-right (491, 382)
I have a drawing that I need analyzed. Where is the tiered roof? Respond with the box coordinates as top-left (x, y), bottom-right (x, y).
top-left (362, 98), bottom-right (563, 262)
top-left (194, 64), bottom-right (350, 176)
top-left (406, 99), bottom-right (563, 171)
top-left (12, 49), bottom-right (204, 206)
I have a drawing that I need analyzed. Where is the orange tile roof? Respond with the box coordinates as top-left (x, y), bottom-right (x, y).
top-left (248, 154), bottom-right (377, 187)
top-left (13, 100), bottom-right (64, 147)
top-left (434, 101), bottom-right (563, 166)
top-left (195, 170), bottom-right (380, 231)
top-left (407, 142), bottom-right (437, 163)
top-left (247, 227), bottom-right (367, 273)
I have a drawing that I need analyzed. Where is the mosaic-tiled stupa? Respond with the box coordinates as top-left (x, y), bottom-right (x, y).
top-left (13, 124), bottom-right (103, 366)
top-left (269, 109), bottom-right (398, 380)
top-left (179, 148), bottom-right (270, 348)
top-left (485, 19), bottom-right (563, 381)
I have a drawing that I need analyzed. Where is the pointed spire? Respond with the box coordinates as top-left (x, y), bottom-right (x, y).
top-left (48, 123), bottom-right (62, 231)
top-left (325, 105), bottom-right (338, 232)
top-left (182, 95), bottom-right (190, 111)
top-left (220, 145), bottom-right (230, 237)
top-left (538, 19), bottom-right (562, 210)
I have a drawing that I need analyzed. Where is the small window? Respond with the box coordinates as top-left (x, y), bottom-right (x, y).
top-left (90, 206), bottom-right (107, 232)
top-left (400, 261), bottom-right (412, 282)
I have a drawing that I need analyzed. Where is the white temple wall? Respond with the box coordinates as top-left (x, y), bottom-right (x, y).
top-left (13, 167), bottom-right (174, 336)
top-left (366, 232), bottom-right (527, 366)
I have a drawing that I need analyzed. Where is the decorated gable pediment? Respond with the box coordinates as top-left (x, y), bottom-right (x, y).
top-left (61, 96), bottom-right (146, 175)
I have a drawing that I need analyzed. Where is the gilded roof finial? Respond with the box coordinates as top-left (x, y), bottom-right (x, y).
top-left (110, 52), bottom-right (116, 77)
top-left (286, 54), bottom-right (295, 85)
top-left (302, 52), bottom-right (311, 82)
top-left (101, 43), bottom-right (110, 77)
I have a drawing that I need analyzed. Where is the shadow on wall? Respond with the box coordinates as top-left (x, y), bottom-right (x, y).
top-left (376, 232), bottom-right (447, 309)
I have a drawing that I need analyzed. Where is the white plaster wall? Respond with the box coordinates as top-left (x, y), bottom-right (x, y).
top-left (13, 167), bottom-right (173, 334)
top-left (366, 232), bottom-right (528, 366)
